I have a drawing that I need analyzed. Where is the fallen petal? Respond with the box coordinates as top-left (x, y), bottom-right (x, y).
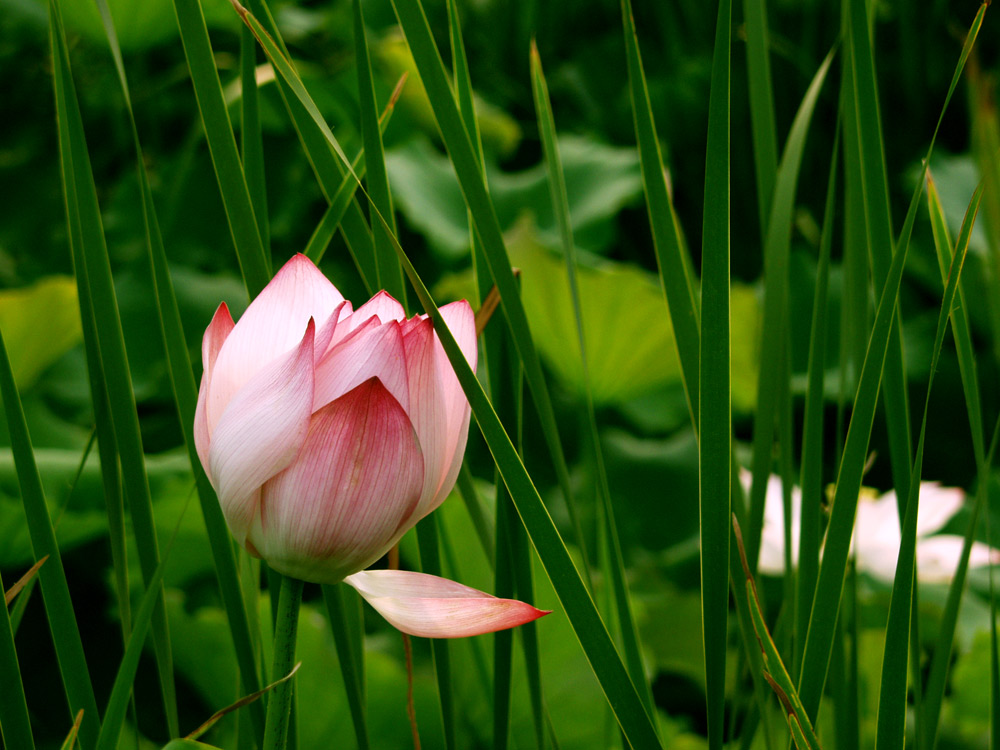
top-left (344, 569), bottom-right (550, 638)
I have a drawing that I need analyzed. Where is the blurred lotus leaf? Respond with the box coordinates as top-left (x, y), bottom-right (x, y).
top-left (436, 222), bottom-right (760, 409)
top-left (0, 276), bottom-right (81, 390)
top-left (374, 31), bottom-right (522, 158)
top-left (387, 134), bottom-right (641, 260)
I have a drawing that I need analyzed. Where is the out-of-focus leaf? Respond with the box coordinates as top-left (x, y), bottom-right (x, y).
top-left (0, 276), bottom-right (81, 390)
top-left (436, 223), bottom-right (760, 407)
top-left (58, 0), bottom-right (237, 50)
top-left (387, 134), bottom-right (641, 260)
top-left (373, 32), bottom-right (521, 157)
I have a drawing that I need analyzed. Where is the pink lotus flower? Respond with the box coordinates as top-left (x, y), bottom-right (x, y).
top-left (194, 254), bottom-right (547, 637)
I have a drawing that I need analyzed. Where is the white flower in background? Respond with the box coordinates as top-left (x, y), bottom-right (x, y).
top-left (747, 470), bottom-right (999, 583)
top-left (854, 483), bottom-right (1000, 584)
top-left (743, 470), bottom-right (802, 577)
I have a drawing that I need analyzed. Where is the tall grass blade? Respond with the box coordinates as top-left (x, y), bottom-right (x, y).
top-left (353, 0), bottom-right (406, 303)
top-left (847, 0), bottom-right (914, 507)
top-left (0, 323), bottom-right (100, 747)
top-left (741, 0), bottom-right (779, 234)
top-left (699, 1), bottom-right (733, 746)
top-left (795, 116), bottom-right (840, 675)
top-left (381, 0), bottom-right (591, 573)
top-left (797, 1), bottom-right (986, 719)
top-left (240, 23), bottom-right (270, 258)
top-left (745, 49), bottom-right (835, 571)
top-left (530, 41), bottom-right (654, 722)
top-left (88, 3), bottom-right (267, 741)
top-left (874, 183), bottom-right (981, 750)
top-left (50, 0), bottom-right (179, 736)
top-left (322, 585), bottom-right (369, 750)
top-left (621, 0), bottom-right (699, 416)
top-left (171, 0), bottom-right (270, 296)
top-left (921, 177), bottom-right (989, 749)
top-left (379, 209), bottom-right (661, 748)
top-left (241, 0), bottom-right (377, 286)
top-left (303, 76), bottom-right (404, 273)
top-left (0, 565), bottom-right (35, 749)
top-left (97, 518), bottom-right (182, 750)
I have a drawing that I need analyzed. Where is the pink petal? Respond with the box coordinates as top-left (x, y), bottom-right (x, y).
top-left (313, 320), bottom-right (410, 414)
top-left (207, 255), bottom-right (343, 432)
top-left (314, 300), bottom-right (349, 361)
top-left (353, 290), bottom-right (407, 324)
top-left (194, 303), bottom-right (235, 476)
top-left (343, 569), bottom-right (550, 638)
top-left (252, 378), bottom-right (424, 584)
top-left (402, 302), bottom-right (477, 518)
top-left (209, 320), bottom-right (316, 546)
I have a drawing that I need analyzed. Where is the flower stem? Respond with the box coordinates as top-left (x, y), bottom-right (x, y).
top-left (263, 574), bottom-right (304, 750)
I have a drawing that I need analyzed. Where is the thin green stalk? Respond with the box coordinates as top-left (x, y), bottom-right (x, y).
top-left (874, 182), bottom-right (980, 750)
top-left (323, 584), bottom-right (369, 750)
top-left (742, 0), bottom-right (779, 236)
top-left (89, 0), bottom-right (267, 739)
top-left (240, 22), bottom-right (269, 258)
top-left (795, 116), bottom-right (839, 677)
top-left (0, 324), bottom-right (100, 748)
top-left (745, 48), bottom-right (835, 572)
top-left (0, 565), bottom-right (34, 750)
top-left (383, 0), bottom-right (592, 577)
top-left (530, 42), bottom-right (655, 725)
top-left (51, 2), bottom-right (178, 732)
top-left (171, 0), bottom-right (270, 296)
top-left (353, 0), bottom-right (406, 303)
top-left (263, 575), bottom-right (304, 750)
top-left (416, 518), bottom-right (456, 749)
top-left (699, 1), bottom-right (733, 747)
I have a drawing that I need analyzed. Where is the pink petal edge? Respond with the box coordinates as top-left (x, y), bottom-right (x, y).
top-left (194, 303), bottom-right (235, 476)
top-left (208, 319), bottom-right (316, 546)
top-left (344, 569), bottom-right (550, 639)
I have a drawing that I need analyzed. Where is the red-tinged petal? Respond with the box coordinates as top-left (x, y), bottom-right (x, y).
top-left (207, 255), bottom-right (343, 432)
top-left (402, 302), bottom-right (477, 517)
top-left (314, 300), bottom-right (348, 361)
top-left (314, 320), bottom-right (410, 414)
top-left (402, 318), bottom-right (450, 514)
top-left (343, 569), bottom-right (550, 638)
top-left (353, 290), bottom-right (406, 324)
top-left (252, 378), bottom-right (424, 584)
top-left (194, 303), bottom-right (235, 476)
top-left (434, 301), bottom-right (477, 466)
top-left (209, 320), bottom-right (316, 546)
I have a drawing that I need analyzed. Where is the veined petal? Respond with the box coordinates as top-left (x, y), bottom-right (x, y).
top-left (353, 290), bottom-right (406, 324)
top-left (344, 569), bottom-right (550, 638)
top-left (209, 320), bottom-right (316, 545)
top-left (915, 535), bottom-right (1000, 583)
top-left (314, 320), bottom-right (409, 414)
top-left (253, 378), bottom-right (424, 584)
top-left (195, 303), bottom-right (235, 475)
top-left (207, 254), bottom-right (343, 432)
top-left (402, 318), bottom-right (449, 514)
